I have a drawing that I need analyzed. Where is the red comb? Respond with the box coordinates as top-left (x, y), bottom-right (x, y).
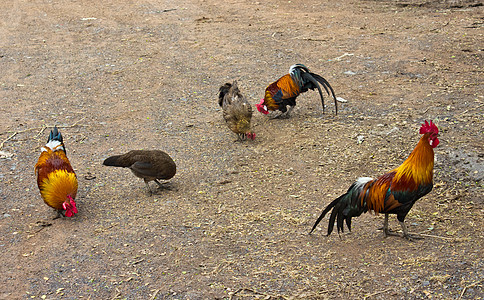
top-left (256, 99), bottom-right (269, 114)
top-left (419, 120), bottom-right (438, 135)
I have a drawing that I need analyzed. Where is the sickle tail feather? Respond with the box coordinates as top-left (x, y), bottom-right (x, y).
top-left (310, 73), bottom-right (338, 115)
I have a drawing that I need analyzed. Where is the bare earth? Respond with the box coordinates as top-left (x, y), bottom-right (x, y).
top-left (0, 0), bottom-right (483, 299)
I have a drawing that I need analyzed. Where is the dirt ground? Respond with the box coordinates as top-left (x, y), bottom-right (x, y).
top-left (0, 0), bottom-right (483, 299)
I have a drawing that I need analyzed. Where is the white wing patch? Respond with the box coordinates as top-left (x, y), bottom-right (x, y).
top-left (356, 177), bottom-right (373, 187)
top-left (43, 140), bottom-right (64, 152)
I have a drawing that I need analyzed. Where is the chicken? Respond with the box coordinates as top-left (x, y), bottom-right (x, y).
top-left (310, 120), bottom-right (440, 240)
top-left (256, 64), bottom-right (338, 118)
top-left (218, 81), bottom-right (255, 141)
top-left (35, 126), bottom-right (78, 218)
top-left (103, 150), bottom-right (176, 195)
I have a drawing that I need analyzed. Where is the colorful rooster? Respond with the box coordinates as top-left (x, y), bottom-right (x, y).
top-left (256, 64), bottom-right (338, 118)
top-left (310, 120), bottom-right (439, 240)
top-left (35, 126), bottom-right (78, 218)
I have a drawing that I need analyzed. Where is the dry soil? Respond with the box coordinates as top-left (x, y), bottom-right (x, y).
top-left (0, 0), bottom-right (483, 299)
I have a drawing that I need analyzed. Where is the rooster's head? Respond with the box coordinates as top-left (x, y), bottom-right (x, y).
top-left (419, 120), bottom-right (439, 148)
top-left (256, 99), bottom-right (269, 115)
top-left (62, 195), bottom-right (78, 217)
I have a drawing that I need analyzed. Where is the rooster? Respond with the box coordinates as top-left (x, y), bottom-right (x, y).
top-left (35, 126), bottom-right (78, 218)
top-left (256, 64), bottom-right (338, 118)
top-left (218, 81), bottom-right (255, 141)
top-left (103, 150), bottom-right (176, 195)
top-left (310, 120), bottom-right (439, 240)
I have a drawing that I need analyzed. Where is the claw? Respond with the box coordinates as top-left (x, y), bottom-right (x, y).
top-left (403, 234), bottom-right (424, 241)
top-left (269, 111), bottom-right (284, 119)
top-left (400, 221), bottom-right (424, 241)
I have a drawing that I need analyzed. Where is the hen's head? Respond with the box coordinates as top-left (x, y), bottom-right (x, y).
top-left (419, 120), bottom-right (439, 148)
top-left (246, 132), bottom-right (256, 140)
top-left (62, 195), bottom-right (78, 217)
top-left (256, 99), bottom-right (269, 115)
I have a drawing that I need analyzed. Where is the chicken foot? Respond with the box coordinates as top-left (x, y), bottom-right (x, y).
top-left (381, 214), bottom-right (423, 240)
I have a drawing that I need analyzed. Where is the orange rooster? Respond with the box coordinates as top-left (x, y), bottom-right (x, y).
top-left (310, 120), bottom-right (439, 240)
top-left (256, 64), bottom-right (338, 118)
top-left (35, 126), bottom-right (78, 218)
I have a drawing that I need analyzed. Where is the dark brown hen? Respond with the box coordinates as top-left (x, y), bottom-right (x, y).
top-left (103, 150), bottom-right (176, 195)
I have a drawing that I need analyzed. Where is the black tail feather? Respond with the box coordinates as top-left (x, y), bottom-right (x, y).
top-left (345, 217), bottom-right (352, 232)
top-left (310, 180), bottom-right (369, 236)
top-left (311, 177), bottom-right (375, 237)
top-left (309, 195), bottom-right (344, 234)
top-left (218, 83), bottom-right (232, 107)
top-left (327, 204), bottom-right (338, 235)
top-left (310, 72), bottom-right (338, 115)
top-left (48, 126), bottom-right (63, 143)
top-left (301, 72), bottom-right (327, 114)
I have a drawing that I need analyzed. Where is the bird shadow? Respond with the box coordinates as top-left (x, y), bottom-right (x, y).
top-left (152, 181), bottom-right (178, 194)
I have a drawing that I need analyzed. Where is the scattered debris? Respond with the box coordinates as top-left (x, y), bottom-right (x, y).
top-left (331, 52), bottom-right (354, 61)
top-left (0, 150), bottom-right (13, 159)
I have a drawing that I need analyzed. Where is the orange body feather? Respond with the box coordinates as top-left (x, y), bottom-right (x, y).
top-left (35, 127), bottom-right (78, 216)
top-left (264, 74), bottom-right (301, 111)
top-left (361, 133), bottom-right (434, 215)
top-left (311, 121), bottom-right (439, 240)
top-left (256, 64), bottom-right (337, 116)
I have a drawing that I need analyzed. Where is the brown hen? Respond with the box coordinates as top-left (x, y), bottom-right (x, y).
top-left (218, 81), bottom-right (255, 141)
top-left (103, 150), bottom-right (176, 195)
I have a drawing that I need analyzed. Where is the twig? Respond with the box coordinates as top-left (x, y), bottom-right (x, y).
top-left (209, 260), bottom-right (233, 275)
top-left (363, 288), bottom-right (393, 299)
top-left (31, 221), bottom-right (53, 234)
top-left (229, 288), bottom-right (241, 300)
top-left (149, 289), bottom-right (159, 300)
top-left (132, 258), bottom-right (145, 265)
top-left (455, 103), bottom-right (484, 117)
top-left (458, 279), bottom-right (483, 300)
top-left (0, 119), bottom-right (88, 149)
top-left (229, 288), bottom-right (289, 300)
top-left (110, 293), bottom-right (121, 300)
top-left (429, 20), bottom-right (450, 32)
top-left (40, 118), bottom-right (87, 134)
top-left (331, 52), bottom-right (354, 61)
top-left (0, 132), bottom-right (18, 150)
top-left (421, 107), bottom-right (430, 115)
top-left (293, 36), bottom-right (330, 42)
top-left (416, 233), bottom-right (455, 240)
top-left (59, 117), bottom-right (87, 128)
top-left (34, 125), bottom-right (47, 138)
